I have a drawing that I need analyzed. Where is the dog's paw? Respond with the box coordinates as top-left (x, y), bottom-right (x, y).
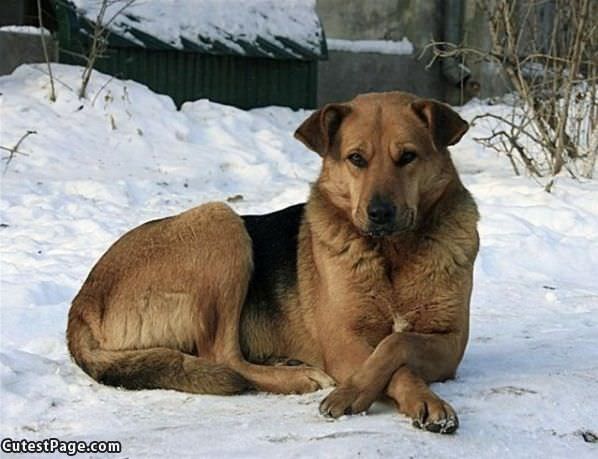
top-left (305, 367), bottom-right (336, 391)
top-left (319, 384), bottom-right (375, 418)
top-left (282, 367), bottom-right (335, 394)
top-left (409, 398), bottom-right (459, 434)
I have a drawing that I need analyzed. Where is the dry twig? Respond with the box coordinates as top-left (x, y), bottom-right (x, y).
top-left (427, 0), bottom-right (597, 188)
top-left (1, 130), bottom-right (37, 174)
top-left (79, 0), bottom-right (135, 98)
top-left (36, 0), bottom-right (56, 101)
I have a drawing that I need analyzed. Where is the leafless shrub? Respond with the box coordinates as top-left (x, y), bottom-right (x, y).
top-left (37, 0), bottom-right (56, 101)
top-left (78, 0), bottom-right (135, 99)
top-left (426, 0), bottom-right (597, 190)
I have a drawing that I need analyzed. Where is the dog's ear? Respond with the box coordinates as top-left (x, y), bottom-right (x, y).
top-left (294, 104), bottom-right (351, 157)
top-left (410, 99), bottom-right (468, 149)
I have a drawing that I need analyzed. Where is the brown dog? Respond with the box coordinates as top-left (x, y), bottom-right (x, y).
top-left (67, 91), bottom-right (478, 434)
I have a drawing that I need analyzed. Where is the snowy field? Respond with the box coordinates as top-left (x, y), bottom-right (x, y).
top-left (1, 64), bottom-right (597, 458)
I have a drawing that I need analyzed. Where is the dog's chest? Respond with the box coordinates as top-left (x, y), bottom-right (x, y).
top-left (356, 241), bottom-right (451, 337)
top-left (314, 234), bottom-right (456, 341)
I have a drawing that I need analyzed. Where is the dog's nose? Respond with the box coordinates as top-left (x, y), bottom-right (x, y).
top-left (367, 199), bottom-right (396, 225)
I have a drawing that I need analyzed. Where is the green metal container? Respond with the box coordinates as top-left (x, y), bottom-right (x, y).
top-left (54, 0), bottom-right (326, 109)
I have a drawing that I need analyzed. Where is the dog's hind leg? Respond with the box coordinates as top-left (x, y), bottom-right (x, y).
top-left (206, 254), bottom-right (334, 394)
top-left (67, 307), bottom-right (250, 395)
top-left (231, 359), bottom-right (335, 394)
top-left (201, 212), bottom-right (333, 394)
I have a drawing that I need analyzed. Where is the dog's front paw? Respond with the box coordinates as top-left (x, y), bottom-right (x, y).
top-left (319, 383), bottom-right (375, 418)
top-left (409, 397), bottom-right (459, 434)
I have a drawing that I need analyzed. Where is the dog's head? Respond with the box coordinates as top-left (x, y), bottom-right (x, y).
top-left (295, 92), bottom-right (468, 237)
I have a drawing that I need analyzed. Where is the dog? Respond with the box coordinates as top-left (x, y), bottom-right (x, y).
top-left (67, 91), bottom-right (479, 434)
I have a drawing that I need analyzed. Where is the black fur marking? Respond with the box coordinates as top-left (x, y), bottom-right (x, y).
top-left (242, 203), bottom-right (304, 316)
top-left (240, 204), bottom-right (304, 360)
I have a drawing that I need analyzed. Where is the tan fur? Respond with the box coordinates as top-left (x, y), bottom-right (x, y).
top-left (67, 91), bottom-right (478, 433)
top-left (68, 203), bottom-right (333, 394)
top-left (292, 92), bottom-right (478, 433)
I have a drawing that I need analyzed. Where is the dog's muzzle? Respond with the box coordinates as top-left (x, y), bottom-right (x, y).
top-left (365, 198), bottom-right (415, 237)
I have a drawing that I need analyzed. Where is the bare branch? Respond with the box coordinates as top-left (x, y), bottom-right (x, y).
top-left (91, 76), bottom-right (116, 106)
top-left (1, 130), bottom-right (37, 174)
top-left (104, 0), bottom-right (136, 29)
top-left (79, 0), bottom-right (135, 99)
top-left (36, 0), bottom-right (56, 101)
top-left (30, 65), bottom-right (75, 92)
top-left (429, 0), bottom-right (597, 187)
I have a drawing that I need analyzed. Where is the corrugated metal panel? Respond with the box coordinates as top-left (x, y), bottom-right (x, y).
top-left (60, 47), bottom-right (317, 109)
top-left (55, 0), bottom-right (319, 109)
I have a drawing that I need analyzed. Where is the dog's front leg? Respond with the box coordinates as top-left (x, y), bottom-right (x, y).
top-left (386, 366), bottom-right (459, 433)
top-left (321, 334), bottom-right (374, 385)
top-left (319, 332), bottom-right (463, 422)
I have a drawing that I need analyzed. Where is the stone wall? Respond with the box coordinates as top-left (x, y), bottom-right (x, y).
top-left (316, 0), bottom-right (509, 105)
top-left (0, 30), bottom-right (58, 76)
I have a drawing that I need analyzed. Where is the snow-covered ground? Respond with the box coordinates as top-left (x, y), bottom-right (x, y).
top-left (1, 64), bottom-right (597, 458)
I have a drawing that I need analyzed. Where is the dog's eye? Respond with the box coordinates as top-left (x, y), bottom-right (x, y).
top-left (347, 152), bottom-right (368, 168)
top-left (398, 150), bottom-right (417, 167)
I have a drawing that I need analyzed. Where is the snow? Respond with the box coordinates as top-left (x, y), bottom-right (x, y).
top-left (1, 64), bottom-right (597, 458)
top-left (327, 38), bottom-right (414, 55)
top-left (69, 0), bottom-right (323, 55)
top-left (0, 25), bottom-right (51, 36)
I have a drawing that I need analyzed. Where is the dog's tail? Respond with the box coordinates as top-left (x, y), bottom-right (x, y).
top-left (66, 310), bottom-right (250, 395)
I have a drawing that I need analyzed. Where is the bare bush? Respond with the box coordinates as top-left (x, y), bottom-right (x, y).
top-left (37, 0), bottom-right (56, 101)
top-left (78, 0), bottom-right (135, 99)
top-left (427, 0), bottom-right (597, 190)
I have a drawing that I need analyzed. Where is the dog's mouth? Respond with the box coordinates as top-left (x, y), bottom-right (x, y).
top-left (363, 226), bottom-right (400, 238)
top-left (362, 225), bottom-right (414, 238)
top-left (357, 209), bottom-right (417, 238)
